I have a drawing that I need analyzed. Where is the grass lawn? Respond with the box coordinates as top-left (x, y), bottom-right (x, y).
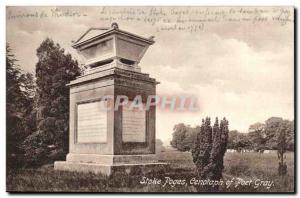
top-left (7, 150), bottom-right (294, 192)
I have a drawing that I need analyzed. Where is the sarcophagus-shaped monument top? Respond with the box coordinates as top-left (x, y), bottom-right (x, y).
top-left (72, 22), bottom-right (155, 74)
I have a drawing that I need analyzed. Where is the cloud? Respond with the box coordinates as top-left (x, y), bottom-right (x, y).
top-left (144, 33), bottom-right (293, 95)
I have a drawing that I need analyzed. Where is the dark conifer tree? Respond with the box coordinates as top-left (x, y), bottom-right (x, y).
top-left (192, 117), bottom-right (229, 192)
top-left (7, 43), bottom-right (35, 168)
top-left (23, 38), bottom-right (80, 166)
top-left (277, 123), bottom-right (288, 176)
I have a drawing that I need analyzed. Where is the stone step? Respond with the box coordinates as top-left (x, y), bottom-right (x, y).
top-left (66, 153), bottom-right (159, 165)
top-left (54, 161), bottom-right (168, 176)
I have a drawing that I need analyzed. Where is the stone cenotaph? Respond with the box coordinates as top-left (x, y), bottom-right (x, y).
top-left (54, 23), bottom-right (166, 175)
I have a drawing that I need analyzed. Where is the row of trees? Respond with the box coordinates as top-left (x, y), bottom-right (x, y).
top-left (7, 39), bottom-right (81, 168)
top-left (171, 117), bottom-right (294, 152)
top-left (173, 117), bottom-right (291, 179)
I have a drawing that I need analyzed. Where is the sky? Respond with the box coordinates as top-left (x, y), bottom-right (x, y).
top-left (6, 6), bottom-right (294, 144)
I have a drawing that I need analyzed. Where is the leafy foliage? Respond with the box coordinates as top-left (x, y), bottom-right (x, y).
top-left (227, 118), bottom-right (294, 152)
top-left (248, 117), bottom-right (294, 152)
top-left (277, 121), bottom-right (288, 176)
top-left (191, 117), bottom-right (229, 192)
top-left (6, 43), bottom-right (36, 168)
top-left (228, 130), bottom-right (251, 151)
top-left (22, 38), bottom-right (81, 166)
top-left (170, 124), bottom-right (198, 151)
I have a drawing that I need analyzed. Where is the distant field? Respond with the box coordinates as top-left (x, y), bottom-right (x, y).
top-left (158, 150), bottom-right (294, 192)
top-left (7, 149), bottom-right (294, 192)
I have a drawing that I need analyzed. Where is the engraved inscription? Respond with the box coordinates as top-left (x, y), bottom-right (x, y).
top-left (122, 102), bottom-right (146, 142)
top-left (77, 101), bottom-right (107, 143)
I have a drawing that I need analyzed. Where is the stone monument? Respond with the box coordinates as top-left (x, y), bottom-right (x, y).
top-left (54, 23), bottom-right (166, 175)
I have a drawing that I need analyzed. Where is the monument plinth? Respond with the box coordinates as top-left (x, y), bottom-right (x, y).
top-left (54, 23), bottom-right (166, 175)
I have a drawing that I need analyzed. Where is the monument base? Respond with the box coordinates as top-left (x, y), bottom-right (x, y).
top-left (54, 161), bottom-right (168, 176)
top-left (54, 154), bottom-right (168, 176)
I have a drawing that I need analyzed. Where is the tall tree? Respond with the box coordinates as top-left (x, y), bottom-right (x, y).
top-left (192, 118), bottom-right (212, 181)
top-left (277, 121), bottom-right (288, 176)
top-left (248, 122), bottom-right (268, 152)
top-left (191, 118), bottom-right (213, 192)
top-left (192, 117), bottom-right (229, 192)
top-left (7, 44), bottom-right (23, 116)
top-left (23, 38), bottom-right (80, 166)
top-left (248, 118), bottom-right (294, 152)
top-left (6, 43), bottom-right (35, 168)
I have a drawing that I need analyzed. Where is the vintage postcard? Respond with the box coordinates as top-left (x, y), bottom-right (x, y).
top-left (6, 6), bottom-right (294, 193)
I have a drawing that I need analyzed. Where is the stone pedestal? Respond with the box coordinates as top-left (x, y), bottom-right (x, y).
top-left (54, 68), bottom-right (166, 175)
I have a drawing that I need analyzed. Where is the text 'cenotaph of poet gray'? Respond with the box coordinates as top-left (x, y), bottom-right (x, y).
top-left (54, 23), bottom-right (167, 175)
